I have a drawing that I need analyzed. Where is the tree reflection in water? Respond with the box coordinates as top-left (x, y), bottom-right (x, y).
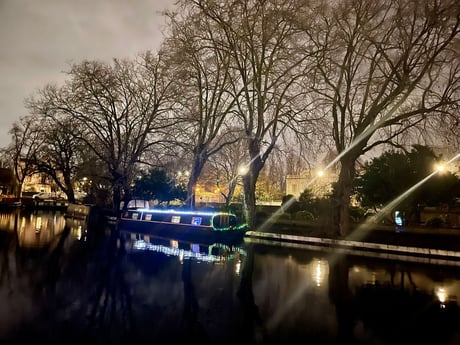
top-left (237, 244), bottom-right (267, 344)
top-left (181, 258), bottom-right (207, 343)
top-left (328, 255), bottom-right (356, 344)
top-left (85, 227), bottom-right (135, 344)
top-left (2, 210), bottom-right (460, 344)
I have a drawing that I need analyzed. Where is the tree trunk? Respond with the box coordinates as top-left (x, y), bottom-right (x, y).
top-left (187, 151), bottom-right (208, 210)
top-left (334, 153), bottom-right (358, 237)
top-left (242, 155), bottom-right (263, 229)
top-left (16, 181), bottom-right (23, 199)
top-left (242, 173), bottom-right (257, 228)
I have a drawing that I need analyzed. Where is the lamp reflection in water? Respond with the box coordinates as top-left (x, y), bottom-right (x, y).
top-left (436, 287), bottom-right (447, 308)
top-left (311, 258), bottom-right (328, 287)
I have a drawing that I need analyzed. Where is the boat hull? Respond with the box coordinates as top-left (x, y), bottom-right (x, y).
top-left (119, 219), bottom-right (246, 244)
top-left (119, 208), bottom-right (247, 244)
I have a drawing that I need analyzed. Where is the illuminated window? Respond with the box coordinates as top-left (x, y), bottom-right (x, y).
top-left (191, 217), bottom-right (202, 225)
top-left (145, 214), bottom-right (152, 221)
top-left (191, 243), bottom-right (200, 253)
top-left (132, 213), bottom-right (139, 220)
top-left (171, 216), bottom-right (181, 223)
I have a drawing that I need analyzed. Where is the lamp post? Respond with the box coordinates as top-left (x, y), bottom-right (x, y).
top-left (238, 165), bottom-right (249, 221)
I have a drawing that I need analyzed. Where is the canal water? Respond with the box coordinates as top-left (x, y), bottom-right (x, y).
top-left (1, 209), bottom-right (460, 345)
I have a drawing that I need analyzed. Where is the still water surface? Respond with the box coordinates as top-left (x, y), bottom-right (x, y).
top-left (1, 209), bottom-right (460, 344)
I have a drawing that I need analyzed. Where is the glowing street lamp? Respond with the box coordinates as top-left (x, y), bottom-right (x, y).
top-left (238, 165), bottom-right (249, 176)
top-left (434, 162), bottom-right (446, 173)
top-left (237, 165), bottom-right (249, 221)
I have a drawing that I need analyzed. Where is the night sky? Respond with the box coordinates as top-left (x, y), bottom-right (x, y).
top-left (0, 0), bottom-right (175, 148)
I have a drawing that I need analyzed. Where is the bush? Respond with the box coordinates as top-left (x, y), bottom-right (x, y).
top-left (294, 210), bottom-right (315, 221)
top-left (256, 211), bottom-right (269, 221)
top-left (349, 206), bottom-right (367, 222)
top-left (278, 213), bottom-right (291, 221)
top-left (426, 217), bottom-right (445, 228)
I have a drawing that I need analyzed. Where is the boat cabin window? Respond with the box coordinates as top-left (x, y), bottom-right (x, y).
top-left (191, 217), bottom-right (202, 225)
top-left (171, 215), bottom-right (181, 223)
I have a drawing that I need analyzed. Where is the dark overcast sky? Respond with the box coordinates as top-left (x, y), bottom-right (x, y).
top-left (0, 0), bottom-right (176, 148)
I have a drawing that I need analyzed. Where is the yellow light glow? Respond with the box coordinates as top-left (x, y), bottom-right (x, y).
top-left (435, 163), bottom-right (446, 173)
top-left (436, 287), bottom-right (447, 303)
top-left (317, 170), bottom-right (324, 177)
top-left (235, 260), bottom-right (241, 275)
top-left (238, 165), bottom-right (248, 175)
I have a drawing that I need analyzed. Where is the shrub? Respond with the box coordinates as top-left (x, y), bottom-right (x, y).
top-left (349, 206), bottom-right (367, 222)
top-left (256, 211), bottom-right (269, 221)
top-left (426, 217), bottom-right (445, 228)
top-left (294, 210), bottom-right (315, 221)
top-left (278, 213), bottom-right (291, 221)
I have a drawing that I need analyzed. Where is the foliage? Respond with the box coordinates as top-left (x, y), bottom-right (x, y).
top-left (426, 217), bottom-right (445, 228)
top-left (349, 206), bottom-right (367, 223)
top-left (294, 210), bottom-right (315, 222)
top-left (355, 146), bottom-right (460, 214)
top-left (132, 168), bottom-right (186, 204)
top-left (281, 194), bottom-right (299, 215)
top-left (297, 189), bottom-right (316, 210)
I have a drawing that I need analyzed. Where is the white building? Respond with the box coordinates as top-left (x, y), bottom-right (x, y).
top-left (285, 169), bottom-right (337, 199)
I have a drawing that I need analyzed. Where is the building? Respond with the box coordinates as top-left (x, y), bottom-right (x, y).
top-left (285, 169), bottom-right (337, 199)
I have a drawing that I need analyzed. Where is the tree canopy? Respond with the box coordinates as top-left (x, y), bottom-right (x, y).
top-left (355, 145), bottom-right (460, 215)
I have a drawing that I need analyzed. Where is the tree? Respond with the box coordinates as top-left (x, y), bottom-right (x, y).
top-left (6, 115), bottom-right (44, 197)
top-left (207, 135), bottom-right (248, 206)
top-left (187, 0), bottom-right (316, 227)
top-left (163, 6), bottom-right (242, 208)
top-left (29, 51), bottom-right (176, 213)
top-left (303, 0), bottom-right (460, 235)
top-left (132, 168), bottom-right (186, 205)
top-left (26, 115), bottom-right (86, 203)
top-left (356, 145), bottom-right (460, 220)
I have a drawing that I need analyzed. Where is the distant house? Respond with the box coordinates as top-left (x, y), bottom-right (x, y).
top-left (0, 167), bottom-right (58, 198)
top-left (22, 171), bottom-right (55, 194)
top-left (285, 169), bottom-right (337, 199)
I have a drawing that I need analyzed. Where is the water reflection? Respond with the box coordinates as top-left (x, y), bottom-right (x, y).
top-left (249, 244), bottom-right (460, 344)
top-left (0, 210), bottom-right (66, 247)
top-left (121, 230), bottom-right (246, 265)
top-left (0, 210), bottom-right (459, 344)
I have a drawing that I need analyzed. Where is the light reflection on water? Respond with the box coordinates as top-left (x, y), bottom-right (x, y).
top-left (0, 209), bottom-right (67, 247)
top-left (0, 209), bottom-right (459, 344)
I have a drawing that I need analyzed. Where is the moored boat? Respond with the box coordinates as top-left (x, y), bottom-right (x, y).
top-left (119, 208), bottom-right (248, 243)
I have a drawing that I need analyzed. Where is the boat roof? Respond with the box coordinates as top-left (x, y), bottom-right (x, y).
top-left (133, 208), bottom-right (234, 217)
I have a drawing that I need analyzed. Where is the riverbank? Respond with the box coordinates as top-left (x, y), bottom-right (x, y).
top-left (245, 218), bottom-right (460, 260)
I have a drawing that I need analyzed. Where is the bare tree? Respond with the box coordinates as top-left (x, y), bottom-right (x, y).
top-left (6, 115), bottom-right (44, 198)
top-left (207, 137), bottom-right (248, 206)
top-left (22, 113), bottom-right (86, 203)
top-left (163, 6), bottom-right (242, 208)
top-left (303, 0), bottom-right (460, 235)
top-left (30, 51), bottom-right (176, 212)
top-left (186, 0), bottom-right (316, 227)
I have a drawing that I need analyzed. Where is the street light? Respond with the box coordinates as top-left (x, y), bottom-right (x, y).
top-left (238, 165), bottom-right (249, 176)
top-left (435, 162), bottom-right (446, 173)
top-left (238, 165), bottom-right (249, 221)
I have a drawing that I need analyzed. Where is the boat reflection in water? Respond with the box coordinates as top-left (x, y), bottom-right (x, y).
top-left (121, 230), bottom-right (246, 267)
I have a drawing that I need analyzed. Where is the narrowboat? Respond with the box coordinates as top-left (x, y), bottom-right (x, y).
top-left (119, 208), bottom-right (248, 243)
